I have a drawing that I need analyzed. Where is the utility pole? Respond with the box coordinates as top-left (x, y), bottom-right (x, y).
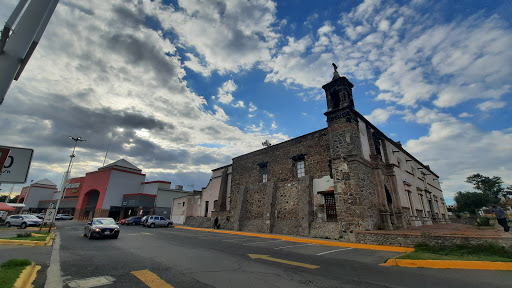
top-left (0, 0), bottom-right (60, 105)
top-left (50, 136), bottom-right (85, 232)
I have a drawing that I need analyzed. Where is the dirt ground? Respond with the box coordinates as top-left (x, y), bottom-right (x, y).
top-left (372, 223), bottom-right (512, 237)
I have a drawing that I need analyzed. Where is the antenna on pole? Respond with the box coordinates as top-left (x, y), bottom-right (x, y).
top-left (103, 139), bottom-right (112, 166)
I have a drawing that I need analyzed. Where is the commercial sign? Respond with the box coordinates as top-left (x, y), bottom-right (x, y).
top-left (0, 145), bottom-right (34, 183)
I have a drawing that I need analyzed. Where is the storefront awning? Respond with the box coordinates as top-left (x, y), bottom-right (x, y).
top-left (0, 202), bottom-right (16, 211)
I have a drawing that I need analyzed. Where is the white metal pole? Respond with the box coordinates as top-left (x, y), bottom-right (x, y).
top-left (5, 0), bottom-right (29, 29)
top-left (0, 0), bottom-right (59, 105)
top-left (53, 137), bottom-right (85, 224)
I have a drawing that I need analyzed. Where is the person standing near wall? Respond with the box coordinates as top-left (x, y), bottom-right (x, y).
top-left (213, 216), bottom-right (220, 229)
top-left (491, 204), bottom-right (510, 232)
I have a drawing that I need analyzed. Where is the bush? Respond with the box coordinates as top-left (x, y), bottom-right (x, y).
top-left (476, 217), bottom-right (491, 226)
top-left (16, 232), bottom-right (32, 238)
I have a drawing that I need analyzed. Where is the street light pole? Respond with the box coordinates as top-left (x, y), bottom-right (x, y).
top-left (50, 136), bottom-right (85, 231)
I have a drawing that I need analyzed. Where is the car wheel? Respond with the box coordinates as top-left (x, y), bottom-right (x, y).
top-left (150, 223), bottom-right (155, 228)
top-left (167, 223), bottom-right (173, 228)
top-left (87, 232), bottom-right (93, 239)
top-left (112, 233), bottom-right (119, 239)
top-left (5, 222), bottom-right (10, 227)
top-left (20, 222), bottom-right (27, 229)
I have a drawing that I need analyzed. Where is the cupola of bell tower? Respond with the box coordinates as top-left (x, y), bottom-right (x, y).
top-left (322, 63), bottom-right (354, 112)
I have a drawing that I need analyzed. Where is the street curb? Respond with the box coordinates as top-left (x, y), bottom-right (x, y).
top-left (13, 262), bottom-right (41, 288)
top-left (381, 258), bottom-right (512, 270)
top-left (0, 232), bottom-right (54, 246)
top-left (175, 226), bottom-right (413, 252)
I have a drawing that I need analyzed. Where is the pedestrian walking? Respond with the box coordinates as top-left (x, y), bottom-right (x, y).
top-left (491, 204), bottom-right (510, 232)
top-left (213, 216), bottom-right (220, 229)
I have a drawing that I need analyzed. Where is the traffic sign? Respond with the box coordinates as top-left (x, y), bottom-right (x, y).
top-left (44, 208), bottom-right (56, 223)
top-left (0, 145), bottom-right (33, 183)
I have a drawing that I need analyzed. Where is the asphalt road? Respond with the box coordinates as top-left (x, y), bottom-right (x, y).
top-left (50, 221), bottom-right (512, 288)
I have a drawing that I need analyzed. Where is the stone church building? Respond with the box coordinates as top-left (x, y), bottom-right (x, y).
top-left (188, 68), bottom-right (448, 240)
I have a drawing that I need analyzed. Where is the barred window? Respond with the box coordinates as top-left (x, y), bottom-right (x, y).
top-left (263, 173), bottom-right (268, 183)
top-left (297, 160), bottom-right (305, 177)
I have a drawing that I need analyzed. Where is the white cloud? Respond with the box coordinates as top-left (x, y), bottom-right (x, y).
top-left (403, 107), bottom-right (454, 125)
top-left (477, 100), bottom-right (506, 112)
top-left (266, 1), bottom-right (512, 110)
top-left (156, 0), bottom-right (279, 74)
top-left (214, 79), bottom-right (237, 104)
top-left (249, 102), bottom-right (258, 112)
top-left (404, 121), bottom-right (512, 203)
top-left (271, 121), bottom-right (278, 130)
top-left (232, 100), bottom-right (245, 108)
top-left (246, 121), bottom-right (264, 132)
top-left (0, 0), bottom-right (288, 191)
top-left (365, 106), bottom-right (405, 124)
top-left (458, 112), bottom-right (473, 118)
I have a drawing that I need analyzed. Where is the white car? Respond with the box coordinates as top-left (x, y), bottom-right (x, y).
top-left (56, 214), bottom-right (73, 220)
top-left (144, 216), bottom-right (173, 228)
top-left (4, 214), bottom-right (42, 228)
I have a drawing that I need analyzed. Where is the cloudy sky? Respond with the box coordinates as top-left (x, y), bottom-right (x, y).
top-left (1, 0), bottom-right (511, 204)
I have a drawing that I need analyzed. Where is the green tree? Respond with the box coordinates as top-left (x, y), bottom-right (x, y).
top-left (465, 173), bottom-right (505, 199)
top-left (0, 195), bottom-right (6, 202)
top-left (8, 195), bottom-right (19, 203)
top-left (454, 191), bottom-right (494, 215)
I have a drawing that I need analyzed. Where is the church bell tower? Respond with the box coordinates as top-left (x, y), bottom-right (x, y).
top-left (322, 63), bottom-right (354, 112)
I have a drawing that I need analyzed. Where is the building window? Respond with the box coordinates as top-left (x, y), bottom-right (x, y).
top-left (291, 153), bottom-right (306, 178)
top-left (182, 202), bottom-right (185, 207)
top-left (258, 162), bottom-right (268, 183)
top-left (297, 160), bottom-right (305, 177)
top-left (204, 201), bottom-right (209, 217)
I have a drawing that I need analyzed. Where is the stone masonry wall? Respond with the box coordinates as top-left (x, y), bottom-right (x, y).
top-left (231, 129), bottom-right (331, 235)
top-left (355, 231), bottom-right (512, 248)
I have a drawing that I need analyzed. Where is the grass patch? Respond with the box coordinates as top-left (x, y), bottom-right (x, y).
top-left (0, 259), bottom-right (31, 288)
top-left (1, 232), bottom-right (50, 242)
top-left (398, 243), bottom-right (512, 262)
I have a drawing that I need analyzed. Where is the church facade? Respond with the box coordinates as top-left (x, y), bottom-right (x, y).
top-left (204, 70), bottom-right (448, 240)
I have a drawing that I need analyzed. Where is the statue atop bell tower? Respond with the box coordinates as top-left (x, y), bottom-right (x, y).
top-left (322, 63), bottom-right (354, 112)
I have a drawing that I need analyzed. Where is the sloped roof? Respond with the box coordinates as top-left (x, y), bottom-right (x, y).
top-left (0, 202), bottom-right (15, 211)
top-left (103, 159), bottom-right (142, 172)
top-left (33, 178), bottom-right (57, 186)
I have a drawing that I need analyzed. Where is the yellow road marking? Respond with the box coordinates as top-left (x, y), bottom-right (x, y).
top-left (249, 254), bottom-right (320, 269)
top-left (176, 226), bottom-right (413, 252)
top-left (382, 259), bottom-right (512, 270)
top-left (131, 270), bottom-right (174, 288)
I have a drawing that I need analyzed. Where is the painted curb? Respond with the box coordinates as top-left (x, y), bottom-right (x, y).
top-left (382, 258), bottom-right (512, 270)
top-left (13, 262), bottom-right (41, 288)
top-left (0, 232), bottom-right (54, 246)
top-left (175, 225), bottom-right (413, 252)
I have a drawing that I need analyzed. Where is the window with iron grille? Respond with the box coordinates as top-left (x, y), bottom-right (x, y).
top-left (297, 160), bottom-right (305, 177)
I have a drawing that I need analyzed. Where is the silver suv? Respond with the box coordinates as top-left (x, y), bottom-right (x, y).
top-left (145, 216), bottom-right (173, 228)
top-left (4, 214), bottom-right (42, 228)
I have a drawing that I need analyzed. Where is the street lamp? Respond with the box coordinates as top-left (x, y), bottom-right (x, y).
top-left (51, 136), bottom-right (85, 229)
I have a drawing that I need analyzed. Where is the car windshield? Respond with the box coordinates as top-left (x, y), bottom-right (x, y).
top-left (92, 219), bottom-right (116, 225)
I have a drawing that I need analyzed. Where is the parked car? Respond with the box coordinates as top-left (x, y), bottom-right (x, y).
top-left (83, 217), bottom-right (119, 239)
top-left (141, 215), bottom-right (149, 227)
top-left (125, 216), bottom-right (142, 226)
top-left (118, 218), bottom-right (127, 225)
top-left (145, 216), bottom-right (173, 228)
top-left (56, 214), bottom-right (73, 220)
top-left (4, 214), bottom-right (42, 228)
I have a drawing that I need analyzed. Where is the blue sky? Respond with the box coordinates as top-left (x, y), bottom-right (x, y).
top-left (0, 0), bottom-right (511, 204)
